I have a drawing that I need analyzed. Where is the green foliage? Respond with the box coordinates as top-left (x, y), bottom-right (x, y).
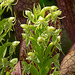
top-left (0, 0), bottom-right (16, 13)
top-left (21, 4), bottom-right (62, 75)
top-left (21, 61), bottom-right (31, 75)
top-left (30, 65), bottom-right (39, 75)
top-left (0, 0), bottom-right (20, 74)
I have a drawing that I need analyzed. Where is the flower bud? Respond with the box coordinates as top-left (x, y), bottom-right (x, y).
top-left (8, 17), bottom-right (15, 22)
top-left (57, 36), bottom-right (61, 42)
top-left (54, 10), bottom-right (62, 16)
top-left (21, 24), bottom-right (28, 29)
top-left (47, 26), bottom-right (55, 33)
top-left (12, 41), bottom-right (20, 46)
top-left (38, 16), bottom-right (45, 22)
top-left (25, 10), bottom-right (30, 15)
top-left (37, 36), bottom-right (45, 44)
top-left (28, 52), bottom-right (35, 58)
top-left (22, 33), bottom-right (27, 39)
top-left (25, 10), bottom-right (34, 18)
top-left (10, 58), bottom-right (18, 65)
top-left (51, 6), bottom-right (58, 11)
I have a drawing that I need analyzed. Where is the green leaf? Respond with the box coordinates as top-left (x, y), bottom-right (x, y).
top-left (45, 13), bottom-right (52, 21)
top-left (53, 53), bottom-right (59, 60)
top-left (9, 41), bottom-right (20, 54)
top-left (29, 37), bottom-right (42, 61)
top-left (7, 5), bottom-right (12, 13)
top-left (0, 18), bottom-right (7, 26)
top-left (55, 43), bottom-right (62, 52)
top-left (25, 10), bottom-right (34, 23)
top-left (29, 37), bottom-right (40, 54)
top-left (36, 4), bottom-right (41, 15)
top-left (33, 4), bottom-right (41, 22)
top-left (45, 42), bottom-right (54, 58)
top-left (26, 36), bottom-right (30, 46)
top-left (1, 66), bottom-right (6, 75)
top-left (52, 34), bottom-right (57, 43)
top-left (54, 60), bottom-right (60, 69)
top-left (22, 33), bottom-right (27, 39)
top-left (3, 47), bottom-right (7, 57)
top-left (39, 7), bottom-right (51, 17)
top-left (10, 58), bottom-right (18, 65)
top-left (0, 42), bottom-right (11, 58)
top-left (52, 54), bottom-right (60, 69)
top-left (2, 58), bottom-right (8, 65)
top-left (0, 36), bottom-right (4, 42)
top-left (55, 29), bottom-right (61, 35)
top-left (0, 58), bottom-right (3, 69)
top-left (9, 41), bottom-right (19, 55)
top-left (0, 6), bottom-right (6, 15)
top-left (22, 33), bottom-right (30, 46)
top-left (21, 61), bottom-right (31, 74)
top-left (9, 46), bottom-right (14, 54)
top-left (0, 25), bottom-right (3, 35)
top-left (30, 65), bottom-right (39, 75)
top-left (33, 3), bottom-right (36, 16)
top-left (29, 25), bottom-right (36, 32)
top-left (33, 3), bottom-right (37, 22)
top-left (43, 59), bottom-right (52, 73)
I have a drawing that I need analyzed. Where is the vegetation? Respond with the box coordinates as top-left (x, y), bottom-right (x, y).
top-left (21, 4), bottom-right (62, 75)
top-left (0, 0), bottom-right (19, 75)
top-left (0, 0), bottom-right (63, 75)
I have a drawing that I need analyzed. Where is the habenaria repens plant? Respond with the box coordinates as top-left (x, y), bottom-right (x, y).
top-left (0, 0), bottom-right (19, 75)
top-left (21, 4), bottom-right (62, 75)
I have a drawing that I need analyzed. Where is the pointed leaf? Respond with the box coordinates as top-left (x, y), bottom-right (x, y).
top-left (0, 42), bottom-right (11, 58)
top-left (54, 60), bottom-right (60, 69)
top-left (0, 25), bottom-right (3, 35)
top-left (53, 53), bottom-right (59, 60)
top-left (1, 66), bottom-right (6, 75)
top-left (21, 61), bottom-right (31, 74)
top-left (55, 29), bottom-right (61, 35)
top-left (0, 7), bottom-right (6, 15)
top-left (45, 42), bottom-right (54, 58)
top-left (52, 34), bottom-right (57, 43)
top-left (29, 37), bottom-right (40, 54)
top-left (30, 65), bottom-right (39, 75)
top-left (56, 43), bottom-right (62, 52)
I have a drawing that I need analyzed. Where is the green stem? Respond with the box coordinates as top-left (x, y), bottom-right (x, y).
top-left (1, 66), bottom-right (6, 75)
top-left (45, 13), bottom-right (52, 21)
top-left (40, 7), bottom-right (51, 17)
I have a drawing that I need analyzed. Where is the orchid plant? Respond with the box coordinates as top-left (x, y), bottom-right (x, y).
top-left (21, 4), bottom-right (62, 75)
top-left (0, 0), bottom-right (19, 75)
